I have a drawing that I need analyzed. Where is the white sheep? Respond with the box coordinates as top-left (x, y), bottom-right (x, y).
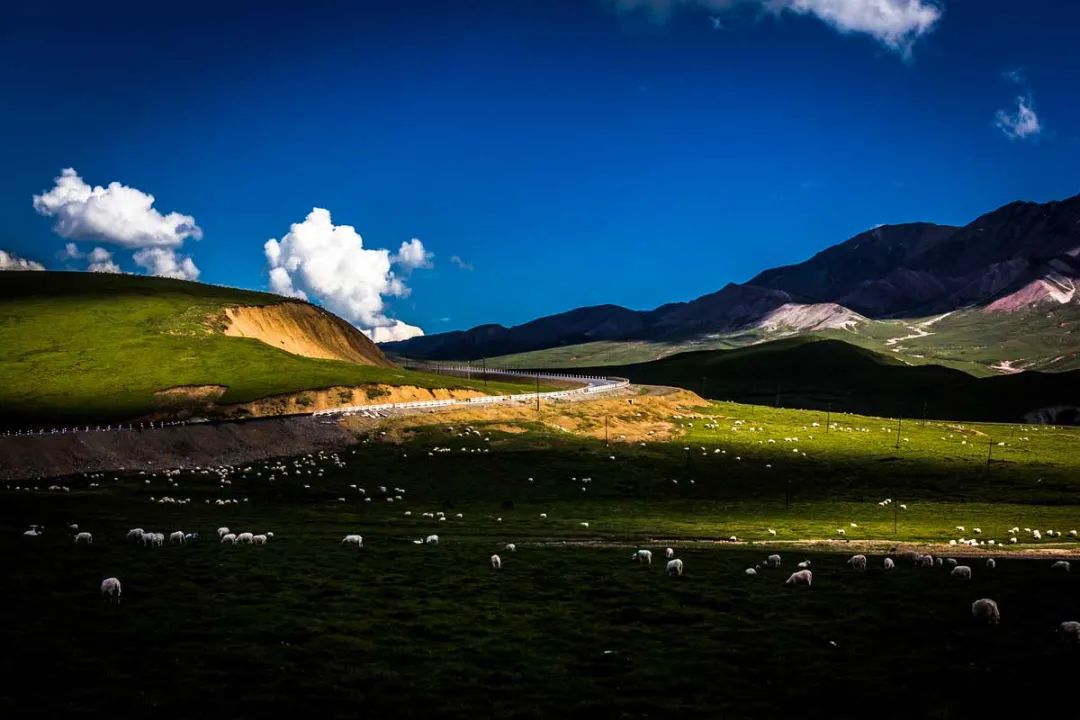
top-left (951, 565), bottom-right (972, 580)
top-left (1051, 560), bottom-right (1071, 573)
top-left (505, 543), bottom-right (516, 552)
top-left (1057, 621), bottom-right (1080, 644)
top-left (666, 558), bottom-right (684, 576)
top-left (491, 554), bottom-right (502, 570)
top-left (971, 598), bottom-right (1000, 624)
top-left (785, 569), bottom-right (812, 586)
top-left (253, 534), bottom-right (268, 545)
top-left (847, 554), bottom-right (867, 572)
top-left (745, 568), bottom-right (758, 576)
top-left (236, 532), bottom-right (254, 544)
top-left (341, 534), bottom-right (363, 548)
top-left (217, 527), bottom-right (230, 539)
top-left (126, 528), bottom-right (144, 541)
top-left (425, 534), bottom-right (439, 545)
top-left (221, 533), bottom-right (237, 544)
top-left (665, 547), bottom-right (675, 559)
top-left (986, 558), bottom-right (996, 570)
top-left (100, 577), bottom-right (121, 605)
top-left (169, 531), bottom-right (185, 545)
top-left (74, 532), bottom-right (93, 545)
top-left (944, 558), bottom-right (958, 569)
top-left (883, 557), bottom-right (895, 570)
top-left (633, 549), bottom-right (653, 565)
top-left (766, 554), bottom-right (781, 568)
top-left (797, 560), bottom-right (811, 569)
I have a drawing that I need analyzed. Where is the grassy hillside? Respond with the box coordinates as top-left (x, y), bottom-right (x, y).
top-left (565, 337), bottom-right (1080, 423)
top-left (0, 272), bottom-right (546, 425)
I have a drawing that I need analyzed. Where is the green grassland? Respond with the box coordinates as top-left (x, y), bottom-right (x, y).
top-left (4, 398), bottom-right (1080, 717)
top-left (0, 272), bottom-right (548, 424)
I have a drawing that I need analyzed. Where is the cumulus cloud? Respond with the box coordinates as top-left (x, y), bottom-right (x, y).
top-left (0, 250), bottom-right (45, 271)
top-left (87, 247), bottom-right (122, 274)
top-left (995, 95), bottom-right (1041, 141)
top-left (33, 168), bottom-right (202, 280)
top-left (610, 0), bottom-right (942, 55)
top-left (450, 255), bottom-right (474, 271)
top-left (264, 207), bottom-right (430, 341)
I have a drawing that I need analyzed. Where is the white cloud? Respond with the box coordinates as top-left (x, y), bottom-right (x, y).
top-left (34, 168), bottom-right (202, 280)
top-left (611, 0), bottom-right (942, 55)
top-left (87, 247), bottom-right (122, 274)
top-left (995, 95), bottom-right (1041, 141)
top-left (0, 250), bottom-right (45, 271)
top-left (264, 207), bottom-right (430, 339)
top-left (392, 238), bottom-right (434, 270)
top-left (450, 255), bottom-right (474, 271)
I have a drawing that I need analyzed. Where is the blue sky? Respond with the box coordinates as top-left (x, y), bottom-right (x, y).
top-left (2, 0), bottom-right (1080, 339)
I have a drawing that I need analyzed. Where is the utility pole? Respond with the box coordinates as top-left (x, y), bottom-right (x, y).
top-left (986, 438), bottom-right (993, 473)
top-left (482, 358), bottom-right (487, 389)
top-left (825, 403), bottom-right (831, 434)
top-left (535, 374), bottom-right (540, 413)
top-left (894, 416), bottom-right (902, 449)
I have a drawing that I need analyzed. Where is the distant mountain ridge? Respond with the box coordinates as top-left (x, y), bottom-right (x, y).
top-left (384, 192), bottom-right (1080, 361)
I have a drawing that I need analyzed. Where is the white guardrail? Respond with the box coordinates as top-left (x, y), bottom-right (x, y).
top-left (313, 367), bottom-right (630, 418)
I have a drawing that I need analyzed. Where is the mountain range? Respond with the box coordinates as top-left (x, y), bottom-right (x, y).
top-left (383, 193), bottom-right (1080, 374)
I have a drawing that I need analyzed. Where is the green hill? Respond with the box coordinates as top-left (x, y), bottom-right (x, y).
top-left (0, 272), bottom-right (541, 426)
top-left (569, 337), bottom-right (1080, 423)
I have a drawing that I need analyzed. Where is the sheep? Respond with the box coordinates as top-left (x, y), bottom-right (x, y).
top-left (491, 554), bottom-right (502, 570)
top-left (169, 531), bottom-right (185, 545)
top-left (944, 558), bottom-right (958, 569)
top-left (785, 569), bottom-right (812, 586)
top-left (425, 534), bottom-right (439, 545)
top-left (797, 560), bottom-right (812, 569)
top-left (253, 534), bottom-right (268, 545)
top-left (341, 534), bottom-right (363, 548)
top-left (1057, 621), bottom-right (1080, 644)
top-left (951, 565), bottom-right (972, 580)
top-left (971, 598), bottom-right (1000, 624)
top-left (633, 549), bottom-right (653, 565)
top-left (220, 533), bottom-right (237, 544)
top-left (126, 528), bottom-right (144, 541)
top-left (986, 558), bottom-right (996, 570)
top-left (915, 554), bottom-right (934, 568)
top-left (847, 554), bottom-right (867, 572)
top-left (100, 577), bottom-right (122, 605)
top-left (147, 532), bottom-right (164, 548)
top-left (1033, 530), bottom-right (1042, 540)
top-left (766, 554), bottom-right (781, 568)
top-left (74, 532), bottom-right (93, 545)
top-left (666, 558), bottom-right (684, 576)
top-left (767, 528), bottom-right (777, 536)
top-left (883, 557), bottom-right (895, 570)
top-left (745, 568), bottom-right (758, 576)
top-left (236, 532), bottom-right (254, 545)
top-left (217, 527), bottom-right (230, 539)
top-left (1051, 560), bottom-right (1071, 573)
top-left (665, 547), bottom-right (675, 559)
top-left (504, 543), bottom-right (516, 552)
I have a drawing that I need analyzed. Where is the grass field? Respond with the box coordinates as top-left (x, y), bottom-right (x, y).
top-left (0, 272), bottom-right (550, 425)
top-left (3, 398), bottom-right (1080, 718)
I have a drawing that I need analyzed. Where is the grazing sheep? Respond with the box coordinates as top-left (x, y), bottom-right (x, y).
top-left (1057, 621), bottom-right (1080, 644)
top-left (883, 557), bottom-right (895, 570)
top-left (425, 534), bottom-right (439, 545)
top-left (971, 598), bottom-right (1000, 624)
top-left (915, 554), bottom-right (934, 568)
top-left (126, 528), bottom-right (144, 541)
top-left (745, 568), bottom-right (758, 576)
top-left (951, 565), bottom-right (972, 580)
top-left (766, 554), bottom-right (781, 568)
top-left (74, 532), bottom-right (93, 545)
top-left (785, 570), bottom-right (812, 586)
top-left (100, 577), bottom-right (121, 605)
top-left (220, 533), bottom-right (237, 544)
top-left (1051, 560), bottom-right (1071, 573)
top-left (934, 557), bottom-right (944, 568)
top-left (1033, 530), bottom-right (1042, 540)
top-left (666, 558), bottom-right (684, 577)
top-left (504, 543), bottom-right (516, 552)
top-left (217, 527), bottom-right (230, 539)
top-left (945, 558), bottom-right (958, 569)
top-left (253, 534), bottom-right (268, 545)
top-left (147, 532), bottom-right (164, 548)
top-left (236, 532), bottom-right (254, 545)
top-left (633, 549), bottom-right (653, 565)
top-left (986, 558), bottom-right (996, 570)
top-left (491, 554), bottom-right (501, 570)
top-left (847, 555), bottom-right (867, 572)
top-left (665, 547), bottom-right (675, 559)
top-left (169, 531), bottom-right (185, 545)
top-left (341, 534), bottom-right (363, 548)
